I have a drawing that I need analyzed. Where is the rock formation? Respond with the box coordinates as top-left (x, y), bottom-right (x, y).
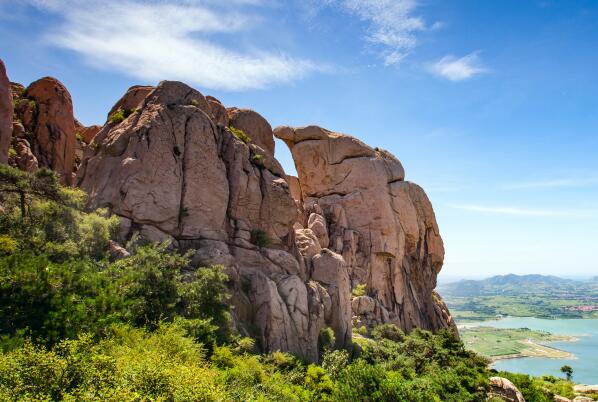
top-left (0, 53), bottom-right (455, 361)
top-left (488, 377), bottom-right (526, 402)
top-left (77, 81), bottom-right (356, 361)
top-left (275, 125), bottom-right (455, 333)
top-left (9, 76), bottom-right (76, 184)
top-left (0, 59), bottom-right (11, 164)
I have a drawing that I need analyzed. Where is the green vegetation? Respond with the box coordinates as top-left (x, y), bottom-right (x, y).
top-left (439, 274), bottom-right (598, 321)
top-left (251, 153), bottom-right (264, 166)
top-left (75, 132), bottom-right (83, 142)
top-left (229, 125), bottom-right (251, 143)
top-left (352, 283), bottom-right (367, 297)
top-left (108, 108), bottom-right (133, 124)
top-left (7, 146), bottom-right (16, 158)
top-left (250, 229), bottom-right (270, 248)
top-left (460, 326), bottom-right (573, 359)
top-left (560, 365), bottom-right (573, 381)
top-left (190, 99), bottom-right (200, 106)
top-left (497, 372), bottom-right (576, 402)
top-left (0, 166), bottom-right (586, 401)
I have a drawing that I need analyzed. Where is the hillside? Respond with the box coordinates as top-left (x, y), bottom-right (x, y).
top-left (439, 274), bottom-right (598, 321)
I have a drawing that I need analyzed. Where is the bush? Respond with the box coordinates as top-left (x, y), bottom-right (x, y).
top-left (229, 125), bottom-right (251, 143)
top-left (352, 283), bottom-right (367, 297)
top-left (250, 229), bottom-right (270, 248)
top-left (108, 108), bottom-right (132, 124)
top-left (371, 324), bottom-right (405, 342)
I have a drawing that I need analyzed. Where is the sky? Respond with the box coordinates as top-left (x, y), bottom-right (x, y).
top-left (1, 0), bottom-right (597, 279)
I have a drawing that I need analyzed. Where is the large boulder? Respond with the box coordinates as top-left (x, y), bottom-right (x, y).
top-left (0, 59), bottom-right (11, 164)
top-left (275, 125), bottom-right (454, 333)
top-left (78, 81), bottom-right (350, 361)
top-left (488, 377), bottom-right (525, 402)
top-left (18, 77), bottom-right (76, 184)
top-left (227, 107), bottom-right (275, 156)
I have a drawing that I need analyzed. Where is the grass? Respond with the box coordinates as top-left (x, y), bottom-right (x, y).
top-left (229, 126), bottom-right (251, 144)
top-left (460, 326), bottom-right (574, 359)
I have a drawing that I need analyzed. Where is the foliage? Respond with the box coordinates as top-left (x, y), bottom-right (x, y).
top-left (0, 165), bottom-right (118, 261)
top-left (251, 153), bottom-right (264, 166)
top-left (108, 108), bottom-right (132, 124)
top-left (250, 229), bottom-right (270, 248)
top-left (560, 364), bottom-right (573, 381)
top-left (229, 125), bottom-right (251, 143)
top-left (0, 166), bottom-right (580, 401)
top-left (352, 283), bottom-right (366, 297)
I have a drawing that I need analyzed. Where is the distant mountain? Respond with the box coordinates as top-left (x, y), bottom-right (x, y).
top-left (439, 274), bottom-right (584, 297)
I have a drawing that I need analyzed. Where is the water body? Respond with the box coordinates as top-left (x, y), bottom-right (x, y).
top-left (465, 317), bottom-right (598, 384)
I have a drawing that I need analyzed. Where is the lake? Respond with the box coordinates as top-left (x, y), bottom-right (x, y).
top-left (462, 317), bottom-right (598, 384)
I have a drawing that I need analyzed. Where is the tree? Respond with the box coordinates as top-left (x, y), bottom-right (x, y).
top-left (560, 365), bottom-right (573, 381)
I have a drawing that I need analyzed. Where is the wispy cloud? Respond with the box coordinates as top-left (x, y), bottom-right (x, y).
top-left (321, 0), bottom-right (432, 65)
top-left (448, 203), bottom-right (596, 218)
top-left (14, 0), bottom-right (322, 91)
top-left (503, 177), bottom-right (598, 190)
top-left (428, 53), bottom-right (486, 81)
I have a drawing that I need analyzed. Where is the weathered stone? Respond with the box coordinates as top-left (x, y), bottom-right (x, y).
top-left (275, 125), bottom-right (452, 333)
top-left (78, 124), bottom-right (101, 144)
top-left (227, 107), bottom-right (274, 156)
top-left (107, 85), bottom-right (153, 120)
top-left (0, 59), bottom-right (12, 164)
top-left (13, 139), bottom-right (38, 172)
top-left (488, 377), bottom-right (525, 402)
top-left (206, 96), bottom-right (229, 127)
top-left (25, 77), bottom-right (76, 184)
top-left (108, 240), bottom-right (130, 260)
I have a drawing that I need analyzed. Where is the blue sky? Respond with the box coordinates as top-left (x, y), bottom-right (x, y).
top-left (1, 0), bottom-right (597, 279)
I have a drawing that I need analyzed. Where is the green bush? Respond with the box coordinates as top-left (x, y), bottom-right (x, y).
top-left (352, 283), bottom-right (367, 297)
top-left (108, 108), bottom-right (132, 124)
top-left (250, 229), bottom-right (270, 248)
top-left (229, 125), bottom-right (251, 143)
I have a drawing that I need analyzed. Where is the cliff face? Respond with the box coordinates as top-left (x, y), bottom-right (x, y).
top-left (275, 126), bottom-right (455, 333)
top-left (1, 57), bottom-right (455, 361)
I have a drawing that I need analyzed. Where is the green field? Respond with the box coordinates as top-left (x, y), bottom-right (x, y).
top-left (460, 326), bottom-right (574, 359)
top-left (439, 274), bottom-right (598, 321)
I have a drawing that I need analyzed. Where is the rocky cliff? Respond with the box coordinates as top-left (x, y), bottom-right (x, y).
top-left (0, 58), bottom-right (455, 361)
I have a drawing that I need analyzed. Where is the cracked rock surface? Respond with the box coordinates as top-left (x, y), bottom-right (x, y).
top-left (75, 80), bottom-right (454, 361)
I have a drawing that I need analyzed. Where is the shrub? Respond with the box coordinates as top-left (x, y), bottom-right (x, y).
top-left (321, 349), bottom-right (349, 379)
top-left (352, 283), bottom-right (367, 297)
top-left (371, 324), bottom-right (405, 343)
top-left (319, 327), bottom-right (335, 352)
top-left (190, 99), bottom-right (199, 106)
top-left (251, 153), bottom-right (264, 166)
top-left (250, 229), bottom-right (270, 248)
top-left (0, 235), bottom-right (17, 256)
top-left (229, 125), bottom-right (251, 143)
top-left (108, 108), bottom-right (132, 124)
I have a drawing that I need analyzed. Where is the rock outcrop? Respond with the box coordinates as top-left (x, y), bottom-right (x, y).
top-left (227, 107), bottom-right (275, 156)
top-left (0, 59), bottom-right (11, 164)
top-left (9, 77), bottom-right (77, 184)
top-left (488, 377), bottom-right (526, 402)
top-left (275, 125), bottom-right (455, 333)
top-left (77, 81), bottom-right (355, 361)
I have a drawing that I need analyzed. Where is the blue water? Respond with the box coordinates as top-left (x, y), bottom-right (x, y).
top-left (463, 317), bottom-right (598, 384)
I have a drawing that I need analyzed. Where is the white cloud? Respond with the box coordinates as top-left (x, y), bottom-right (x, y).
top-left (17, 0), bottom-right (321, 91)
top-left (323, 0), bottom-right (429, 65)
top-left (503, 177), bottom-right (598, 189)
top-left (447, 203), bottom-right (595, 218)
top-left (428, 53), bottom-right (486, 81)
